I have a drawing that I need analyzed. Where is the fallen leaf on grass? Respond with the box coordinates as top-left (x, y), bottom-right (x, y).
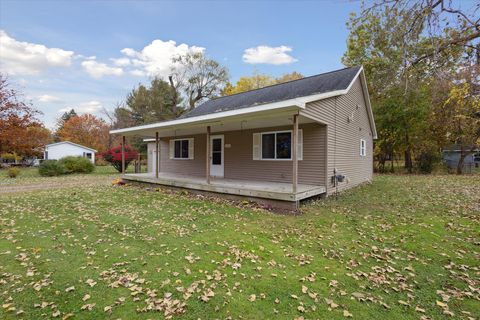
top-left (325, 298), bottom-right (338, 309)
top-left (81, 303), bottom-right (95, 311)
top-left (415, 306), bottom-right (425, 313)
top-left (343, 310), bottom-right (353, 317)
top-left (398, 300), bottom-right (410, 306)
top-left (85, 279), bottom-right (97, 287)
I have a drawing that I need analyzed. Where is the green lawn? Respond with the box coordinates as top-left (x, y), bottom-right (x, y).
top-left (0, 165), bottom-right (145, 188)
top-left (0, 174), bottom-right (478, 319)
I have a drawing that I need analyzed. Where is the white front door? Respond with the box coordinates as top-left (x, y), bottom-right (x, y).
top-left (210, 135), bottom-right (224, 177)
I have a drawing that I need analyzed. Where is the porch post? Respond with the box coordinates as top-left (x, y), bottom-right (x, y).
top-left (206, 126), bottom-right (211, 184)
top-left (121, 135), bottom-right (126, 174)
top-left (155, 131), bottom-right (159, 179)
top-left (292, 115), bottom-right (298, 193)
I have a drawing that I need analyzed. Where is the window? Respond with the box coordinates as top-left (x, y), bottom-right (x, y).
top-left (211, 138), bottom-right (222, 165)
top-left (253, 130), bottom-right (302, 160)
top-left (360, 139), bottom-right (366, 157)
top-left (262, 132), bottom-right (291, 159)
top-left (174, 139), bottom-right (189, 159)
top-left (170, 138), bottom-right (194, 159)
top-left (85, 153), bottom-right (92, 159)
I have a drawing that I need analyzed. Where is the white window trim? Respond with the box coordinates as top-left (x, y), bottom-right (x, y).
top-left (258, 130), bottom-right (303, 161)
top-left (170, 138), bottom-right (194, 160)
top-left (360, 139), bottom-right (366, 157)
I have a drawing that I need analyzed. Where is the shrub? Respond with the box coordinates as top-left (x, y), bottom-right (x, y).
top-left (59, 156), bottom-right (95, 174)
top-left (102, 145), bottom-right (138, 172)
top-left (416, 149), bottom-right (440, 174)
top-left (7, 167), bottom-right (20, 178)
top-left (1, 152), bottom-right (21, 163)
top-left (38, 160), bottom-right (65, 176)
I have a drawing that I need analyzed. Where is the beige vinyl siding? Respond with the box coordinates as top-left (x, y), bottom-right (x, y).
top-left (224, 123), bottom-right (325, 185)
top-left (156, 123), bottom-right (326, 186)
top-left (159, 134), bottom-right (206, 177)
top-left (147, 142), bottom-right (155, 173)
top-left (301, 77), bottom-right (374, 195)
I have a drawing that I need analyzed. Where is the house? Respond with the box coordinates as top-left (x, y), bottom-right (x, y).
top-left (110, 66), bottom-right (377, 210)
top-left (44, 141), bottom-right (96, 163)
top-left (442, 145), bottom-right (479, 172)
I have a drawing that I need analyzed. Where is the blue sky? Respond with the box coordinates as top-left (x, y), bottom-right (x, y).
top-left (0, 0), bottom-right (361, 128)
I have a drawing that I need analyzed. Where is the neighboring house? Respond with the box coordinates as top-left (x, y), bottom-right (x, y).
top-left (44, 141), bottom-right (96, 163)
top-left (111, 66), bottom-right (377, 209)
top-left (442, 145), bottom-right (479, 172)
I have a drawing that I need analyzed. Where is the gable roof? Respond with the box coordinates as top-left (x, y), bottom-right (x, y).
top-left (45, 141), bottom-right (97, 152)
top-left (182, 66), bottom-right (362, 118)
top-left (110, 66), bottom-right (376, 138)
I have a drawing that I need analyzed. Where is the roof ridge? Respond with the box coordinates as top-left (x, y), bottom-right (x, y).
top-left (46, 140), bottom-right (97, 151)
top-left (209, 65), bottom-right (359, 101)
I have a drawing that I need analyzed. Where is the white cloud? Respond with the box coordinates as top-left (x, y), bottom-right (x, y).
top-left (0, 30), bottom-right (74, 75)
top-left (117, 39), bottom-right (205, 78)
top-left (120, 48), bottom-right (137, 57)
top-left (111, 57), bottom-right (131, 67)
top-left (242, 45), bottom-right (297, 65)
top-left (38, 94), bottom-right (62, 103)
top-left (81, 59), bottom-right (123, 79)
top-left (59, 100), bottom-right (104, 114)
top-left (130, 69), bottom-right (146, 77)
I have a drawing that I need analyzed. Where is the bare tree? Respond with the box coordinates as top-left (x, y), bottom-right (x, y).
top-left (170, 52), bottom-right (229, 111)
top-left (360, 0), bottom-right (480, 67)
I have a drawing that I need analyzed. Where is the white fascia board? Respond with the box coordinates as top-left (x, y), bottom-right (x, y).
top-left (110, 99), bottom-right (305, 135)
top-left (359, 69), bottom-right (378, 139)
top-left (346, 66), bottom-right (364, 92)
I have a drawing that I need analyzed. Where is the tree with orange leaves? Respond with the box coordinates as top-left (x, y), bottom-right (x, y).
top-left (57, 114), bottom-right (110, 152)
top-left (0, 74), bottom-right (52, 157)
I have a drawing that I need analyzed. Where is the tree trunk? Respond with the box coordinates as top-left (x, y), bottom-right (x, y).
top-left (390, 152), bottom-right (395, 173)
top-left (378, 156), bottom-right (385, 173)
top-left (404, 148), bottom-right (413, 173)
top-left (168, 76), bottom-right (179, 117)
top-left (404, 132), bottom-right (413, 173)
top-left (456, 145), bottom-right (474, 175)
top-left (456, 153), bottom-right (466, 174)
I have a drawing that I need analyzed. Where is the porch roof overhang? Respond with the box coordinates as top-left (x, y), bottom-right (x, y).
top-left (110, 98), bottom-right (309, 138)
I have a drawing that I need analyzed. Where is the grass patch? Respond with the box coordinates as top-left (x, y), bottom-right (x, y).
top-left (0, 165), bottom-right (144, 186)
top-left (0, 174), bottom-right (478, 319)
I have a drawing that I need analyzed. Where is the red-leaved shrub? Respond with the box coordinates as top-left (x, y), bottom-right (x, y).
top-left (102, 145), bottom-right (138, 172)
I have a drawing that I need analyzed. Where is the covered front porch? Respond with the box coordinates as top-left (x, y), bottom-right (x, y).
top-left (122, 172), bottom-right (326, 202)
top-left (111, 101), bottom-right (327, 209)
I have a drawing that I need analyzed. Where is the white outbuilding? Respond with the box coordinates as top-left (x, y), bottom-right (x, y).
top-left (44, 141), bottom-right (97, 163)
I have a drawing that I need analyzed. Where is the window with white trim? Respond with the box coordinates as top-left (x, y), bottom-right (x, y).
top-left (169, 138), bottom-right (194, 159)
top-left (360, 139), bottom-right (366, 157)
top-left (252, 130), bottom-right (303, 160)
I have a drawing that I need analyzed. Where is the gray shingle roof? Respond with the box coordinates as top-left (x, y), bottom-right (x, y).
top-left (182, 66), bottom-right (361, 118)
